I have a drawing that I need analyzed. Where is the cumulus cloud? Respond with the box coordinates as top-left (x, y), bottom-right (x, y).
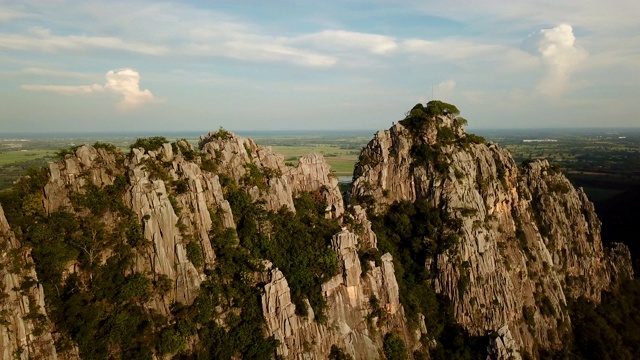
top-left (526, 24), bottom-right (587, 97)
top-left (21, 68), bottom-right (158, 110)
top-left (104, 69), bottom-right (157, 110)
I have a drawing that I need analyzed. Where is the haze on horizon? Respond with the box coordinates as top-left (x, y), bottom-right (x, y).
top-left (1, 1), bottom-right (639, 133)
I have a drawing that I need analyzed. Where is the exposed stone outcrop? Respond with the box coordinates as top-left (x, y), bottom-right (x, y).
top-left (43, 145), bottom-right (119, 214)
top-left (288, 153), bottom-right (344, 219)
top-left (199, 131), bottom-right (344, 219)
top-left (520, 159), bottom-right (633, 300)
top-left (125, 147), bottom-right (202, 309)
top-left (5, 113), bottom-right (634, 359)
top-left (199, 131), bottom-right (296, 212)
top-left (349, 109), bottom-right (633, 357)
top-left (31, 134), bottom-right (390, 359)
top-left (487, 325), bottom-right (522, 360)
top-left (0, 204), bottom-right (58, 360)
top-left (261, 230), bottom-right (411, 359)
top-left (607, 242), bottom-right (635, 286)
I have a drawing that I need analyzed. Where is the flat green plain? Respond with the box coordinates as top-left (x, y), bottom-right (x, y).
top-left (0, 150), bottom-right (55, 165)
top-left (270, 145), bottom-right (359, 176)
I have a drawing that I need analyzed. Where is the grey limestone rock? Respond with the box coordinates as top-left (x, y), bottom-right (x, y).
top-left (0, 204), bottom-right (59, 360)
top-left (349, 111), bottom-right (633, 356)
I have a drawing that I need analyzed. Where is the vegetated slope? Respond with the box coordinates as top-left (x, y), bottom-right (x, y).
top-left (0, 101), bottom-right (634, 360)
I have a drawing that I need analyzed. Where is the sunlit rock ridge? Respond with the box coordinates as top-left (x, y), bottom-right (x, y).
top-left (0, 101), bottom-right (632, 359)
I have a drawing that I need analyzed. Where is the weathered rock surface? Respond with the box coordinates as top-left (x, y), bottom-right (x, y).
top-left (350, 112), bottom-right (633, 356)
top-left (5, 116), bottom-right (634, 359)
top-left (262, 230), bottom-right (411, 359)
top-left (199, 131), bottom-right (296, 212)
top-left (520, 159), bottom-right (633, 300)
top-left (126, 147), bottom-right (202, 310)
top-left (43, 145), bottom-right (119, 214)
top-left (28, 133), bottom-right (397, 359)
top-left (199, 131), bottom-right (344, 218)
top-left (0, 204), bottom-right (58, 360)
top-left (288, 153), bottom-right (344, 219)
top-left (487, 325), bottom-right (522, 360)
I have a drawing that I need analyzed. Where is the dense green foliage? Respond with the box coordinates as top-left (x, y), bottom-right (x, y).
top-left (396, 101), bottom-right (485, 172)
top-left (0, 152), bottom-right (283, 359)
top-left (465, 134), bottom-right (486, 144)
top-left (223, 180), bottom-right (340, 321)
top-left (410, 144), bottom-right (449, 172)
top-left (129, 136), bottom-right (168, 152)
top-left (0, 167), bottom-right (162, 359)
top-left (383, 333), bottom-right (408, 360)
top-left (400, 103), bottom-right (436, 137)
top-left (242, 163), bottom-right (268, 190)
top-left (424, 100), bottom-right (460, 117)
top-left (565, 278), bottom-right (640, 360)
top-left (428, 318), bottom-right (487, 360)
top-left (175, 219), bottom-right (278, 359)
top-left (400, 101), bottom-right (459, 136)
top-left (329, 345), bottom-right (354, 360)
top-left (172, 139), bottom-right (196, 161)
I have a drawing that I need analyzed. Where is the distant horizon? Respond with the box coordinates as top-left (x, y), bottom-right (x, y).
top-left (3, 126), bottom-right (640, 140)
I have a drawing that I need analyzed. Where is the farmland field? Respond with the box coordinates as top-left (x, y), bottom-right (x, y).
top-left (0, 149), bottom-right (56, 165)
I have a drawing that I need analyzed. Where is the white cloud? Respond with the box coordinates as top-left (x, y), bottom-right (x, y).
top-left (21, 84), bottom-right (104, 94)
top-left (105, 69), bottom-right (157, 110)
top-left (187, 40), bottom-right (337, 67)
top-left (402, 38), bottom-right (500, 60)
top-left (0, 67), bottom-right (99, 80)
top-left (22, 68), bottom-right (158, 110)
top-left (527, 24), bottom-right (587, 97)
top-left (292, 30), bottom-right (398, 54)
top-left (415, 0), bottom-right (640, 34)
top-left (0, 26), bottom-right (168, 55)
top-left (24, 67), bottom-right (97, 79)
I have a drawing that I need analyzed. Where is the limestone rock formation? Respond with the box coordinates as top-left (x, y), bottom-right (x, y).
top-left (349, 103), bottom-right (633, 356)
top-left (487, 325), bottom-right (522, 360)
top-left (288, 153), bottom-right (344, 219)
top-left (0, 204), bottom-right (58, 360)
top-left (1, 107), bottom-right (633, 359)
top-left (261, 230), bottom-right (411, 359)
top-left (199, 131), bottom-right (344, 219)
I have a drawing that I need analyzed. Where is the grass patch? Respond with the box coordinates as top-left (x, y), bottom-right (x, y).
top-left (0, 150), bottom-right (55, 165)
top-left (271, 145), bottom-right (358, 176)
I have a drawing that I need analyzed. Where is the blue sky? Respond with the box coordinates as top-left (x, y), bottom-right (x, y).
top-left (1, 0), bottom-right (639, 133)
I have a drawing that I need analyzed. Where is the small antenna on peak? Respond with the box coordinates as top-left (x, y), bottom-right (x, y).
top-left (431, 85), bottom-right (434, 101)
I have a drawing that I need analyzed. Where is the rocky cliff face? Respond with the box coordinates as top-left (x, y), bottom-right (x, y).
top-left (261, 228), bottom-right (411, 359)
top-left (0, 103), bottom-right (633, 359)
top-left (0, 204), bottom-right (58, 360)
top-left (350, 103), bottom-right (633, 357)
top-left (2, 130), bottom-right (407, 359)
